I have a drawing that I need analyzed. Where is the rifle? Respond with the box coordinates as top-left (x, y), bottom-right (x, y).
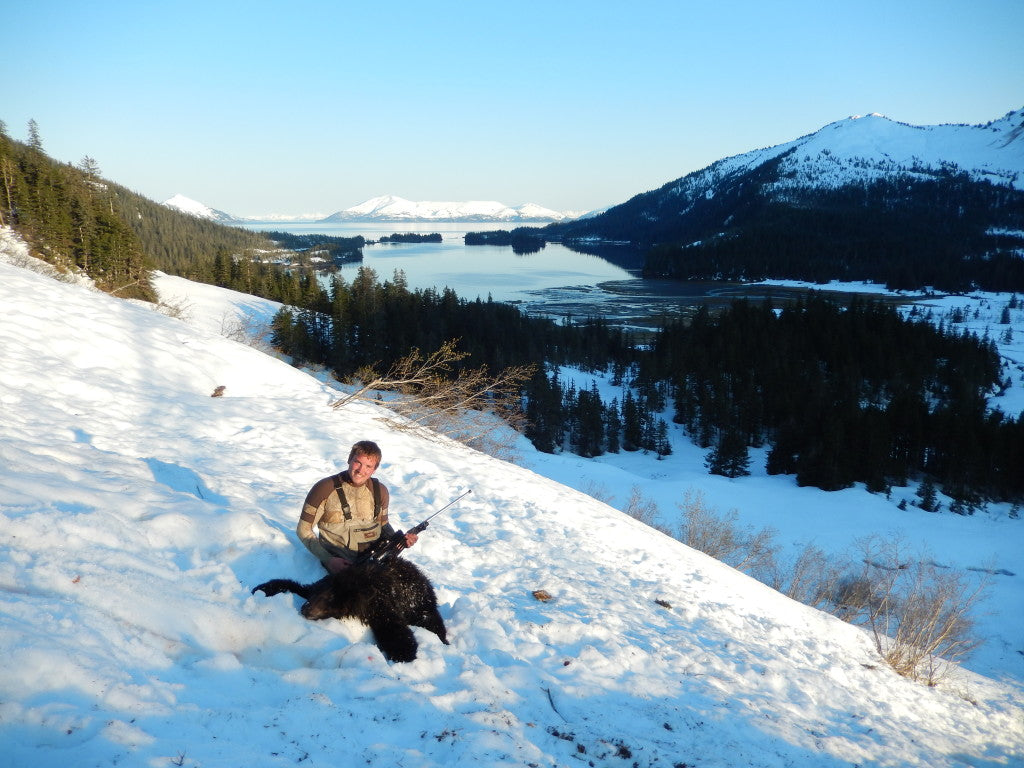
top-left (355, 489), bottom-right (471, 565)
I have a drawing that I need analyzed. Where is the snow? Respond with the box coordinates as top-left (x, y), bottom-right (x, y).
top-left (1, 226), bottom-right (1023, 767)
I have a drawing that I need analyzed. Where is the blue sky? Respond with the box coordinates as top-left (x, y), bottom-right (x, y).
top-left (4, 0), bottom-right (1022, 216)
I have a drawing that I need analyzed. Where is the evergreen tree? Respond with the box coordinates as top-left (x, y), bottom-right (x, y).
top-left (78, 156), bottom-right (101, 179)
top-left (26, 119), bottom-right (42, 151)
top-left (654, 419), bottom-right (673, 458)
top-left (604, 397), bottom-right (622, 454)
top-left (706, 427), bottom-right (750, 477)
top-left (621, 390), bottom-right (644, 451)
top-left (523, 369), bottom-right (563, 454)
top-left (571, 384), bottom-right (605, 458)
top-left (916, 478), bottom-right (939, 512)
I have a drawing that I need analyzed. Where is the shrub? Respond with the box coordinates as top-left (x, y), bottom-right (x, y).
top-left (666, 490), bottom-right (986, 685)
top-left (766, 543), bottom-right (850, 612)
top-left (623, 485), bottom-right (666, 533)
top-left (841, 535), bottom-right (988, 684)
top-left (676, 489), bottom-right (777, 575)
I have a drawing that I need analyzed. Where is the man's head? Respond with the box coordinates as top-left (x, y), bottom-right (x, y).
top-left (348, 440), bottom-right (381, 464)
top-left (346, 440), bottom-right (382, 486)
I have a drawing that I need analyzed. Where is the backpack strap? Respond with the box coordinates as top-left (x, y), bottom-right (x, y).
top-left (332, 473), bottom-right (381, 521)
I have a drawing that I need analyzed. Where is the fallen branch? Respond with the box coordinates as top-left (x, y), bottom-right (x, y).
top-left (331, 339), bottom-right (534, 449)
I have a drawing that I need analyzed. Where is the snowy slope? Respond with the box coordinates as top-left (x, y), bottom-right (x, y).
top-left (1, 229), bottom-right (1023, 767)
top-left (321, 194), bottom-right (571, 222)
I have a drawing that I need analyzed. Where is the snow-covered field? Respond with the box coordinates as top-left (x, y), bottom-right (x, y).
top-left (1, 227), bottom-right (1022, 767)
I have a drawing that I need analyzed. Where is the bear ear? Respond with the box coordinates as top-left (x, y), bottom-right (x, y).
top-left (300, 592), bottom-right (345, 621)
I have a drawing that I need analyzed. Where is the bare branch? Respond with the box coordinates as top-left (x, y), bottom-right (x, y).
top-left (331, 340), bottom-right (535, 453)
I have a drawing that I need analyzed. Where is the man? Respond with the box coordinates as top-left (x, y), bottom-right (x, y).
top-left (297, 441), bottom-right (418, 573)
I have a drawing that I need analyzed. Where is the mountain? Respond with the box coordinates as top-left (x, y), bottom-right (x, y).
top-left (544, 108), bottom-right (1024, 291)
top-left (696, 109), bottom-right (1024, 194)
top-left (321, 193), bottom-right (572, 222)
top-left (1, 227), bottom-right (1022, 766)
top-left (161, 193), bottom-right (576, 224)
top-left (162, 193), bottom-right (240, 223)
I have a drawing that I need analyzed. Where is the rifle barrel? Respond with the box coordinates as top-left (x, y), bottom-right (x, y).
top-left (420, 489), bottom-right (472, 525)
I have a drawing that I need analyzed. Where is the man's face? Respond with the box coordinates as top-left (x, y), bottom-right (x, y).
top-left (348, 452), bottom-right (379, 486)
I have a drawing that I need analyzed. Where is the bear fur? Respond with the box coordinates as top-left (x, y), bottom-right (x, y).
top-left (252, 557), bottom-right (448, 663)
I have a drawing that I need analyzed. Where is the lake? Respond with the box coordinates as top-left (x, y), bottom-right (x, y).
top-left (239, 220), bottom-right (872, 332)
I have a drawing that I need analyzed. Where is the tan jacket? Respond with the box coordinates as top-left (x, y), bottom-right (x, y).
top-left (297, 472), bottom-right (392, 565)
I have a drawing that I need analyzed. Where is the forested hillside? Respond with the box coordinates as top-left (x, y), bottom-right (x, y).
top-left (647, 297), bottom-right (1022, 503)
top-left (642, 172), bottom-right (1024, 291)
top-left (0, 123), bottom-right (154, 299)
top-left (0, 123), bottom-right (362, 305)
top-left (118, 187), bottom-right (275, 275)
top-left (540, 164), bottom-right (1024, 292)
top-left (268, 267), bottom-right (1023, 506)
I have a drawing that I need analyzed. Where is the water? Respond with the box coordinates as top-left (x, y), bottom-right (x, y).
top-left (239, 220), bottom-right (855, 331)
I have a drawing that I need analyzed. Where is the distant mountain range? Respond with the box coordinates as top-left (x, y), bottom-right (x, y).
top-left (320, 194), bottom-right (576, 223)
top-left (162, 193), bottom-right (578, 224)
top-left (162, 108), bottom-right (1024, 291)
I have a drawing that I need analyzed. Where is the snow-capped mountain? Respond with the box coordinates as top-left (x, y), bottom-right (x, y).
top-left (162, 193), bottom-right (239, 224)
top-left (546, 107), bottom-right (1024, 291)
top-left (161, 193), bottom-right (574, 224)
top-left (690, 108), bottom-right (1024, 195)
top-left (555, 108), bottom-right (1024, 241)
top-left (321, 194), bottom-right (572, 222)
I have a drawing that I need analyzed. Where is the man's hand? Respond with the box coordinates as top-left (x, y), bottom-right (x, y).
top-left (326, 557), bottom-right (351, 573)
top-left (404, 531), bottom-right (418, 548)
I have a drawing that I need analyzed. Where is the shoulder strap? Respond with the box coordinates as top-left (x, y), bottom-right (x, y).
top-left (332, 473), bottom-right (381, 521)
top-left (370, 478), bottom-right (382, 517)
top-left (332, 473), bottom-right (352, 520)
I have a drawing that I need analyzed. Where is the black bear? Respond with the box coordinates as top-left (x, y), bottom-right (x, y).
top-left (252, 558), bottom-right (448, 663)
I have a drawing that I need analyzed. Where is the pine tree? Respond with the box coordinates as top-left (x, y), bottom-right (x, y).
top-left (604, 397), bottom-right (621, 454)
top-left (621, 390), bottom-right (644, 452)
top-left (654, 419), bottom-right (672, 458)
top-left (916, 478), bottom-right (939, 512)
top-left (78, 156), bottom-right (101, 179)
top-left (571, 385), bottom-right (605, 458)
top-left (706, 427), bottom-right (750, 477)
top-left (26, 119), bottom-right (43, 151)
